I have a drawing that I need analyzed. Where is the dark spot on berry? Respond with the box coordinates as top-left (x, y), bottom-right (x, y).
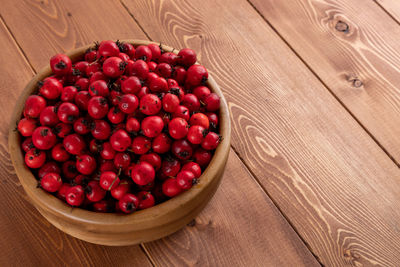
top-left (29, 156), bottom-right (33, 160)
top-left (67, 115), bottom-right (76, 122)
top-left (37, 80), bottom-right (44, 88)
top-left (56, 61), bottom-right (67, 69)
top-left (126, 202), bottom-right (136, 211)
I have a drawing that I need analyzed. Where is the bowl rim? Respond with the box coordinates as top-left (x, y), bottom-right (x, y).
top-left (8, 39), bottom-right (231, 228)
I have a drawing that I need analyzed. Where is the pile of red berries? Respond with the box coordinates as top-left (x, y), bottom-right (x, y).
top-left (18, 40), bottom-right (221, 214)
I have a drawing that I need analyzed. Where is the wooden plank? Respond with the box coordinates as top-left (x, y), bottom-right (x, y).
top-left (0, 18), bottom-right (152, 267)
top-left (0, 0), bottom-right (319, 265)
top-left (375, 0), bottom-right (400, 23)
top-left (121, 0), bottom-right (400, 266)
top-left (249, 0), bottom-right (400, 164)
top-left (144, 151), bottom-right (319, 266)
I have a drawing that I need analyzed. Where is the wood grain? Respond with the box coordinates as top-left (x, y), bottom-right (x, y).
top-left (0, 18), bottom-right (152, 267)
top-left (249, 0), bottom-right (400, 165)
top-left (375, 0), bottom-right (400, 23)
top-left (121, 0), bottom-right (400, 265)
top-left (0, 0), bottom-right (319, 265)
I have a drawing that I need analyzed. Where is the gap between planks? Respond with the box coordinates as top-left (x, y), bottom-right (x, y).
top-left (245, 0), bottom-right (400, 169)
top-left (373, 0), bottom-right (400, 25)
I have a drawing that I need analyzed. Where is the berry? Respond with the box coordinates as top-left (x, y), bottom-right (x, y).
top-left (74, 91), bottom-right (91, 110)
top-left (159, 52), bottom-right (178, 65)
top-left (162, 93), bottom-right (179, 113)
top-left (118, 94), bottom-right (139, 114)
top-left (118, 193), bottom-right (139, 213)
top-left (24, 95), bottom-right (46, 118)
top-left (39, 77), bottom-right (62, 99)
top-left (114, 152), bottom-right (131, 169)
top-left (152, 133), bottom-right (171, 154)
top-left (131, 161), bottom-right (155, 185)
top-left (61, 86), bottom-right (78, 102)
top-left (172, 139), bottom-right (193, 160)
top-left (172, 105), bottom-right (190, 121)
top-left (93, 200), bottom-right (114, 212)
top-left (51, 143), bottom-right (70, 162)
top-left (111, 180), bottom-right (130, 200)
top-left (76, 154), bottom-right (97, 175)
top-left (147, 43), bottom-right (161, 60)
top-left (201, 132), bottom-right (221, 150)
top-left (135, 45), bottom-right (152, 62)
top-left (193, 148), bottom-right (212, 167)
top-left (98, 40), bottom-right (119, 58)
top-left (54, 122), bottom-right (72, 138)
top-left (75, 77), bottom-right (89, 91)
top-left (193, 86), bottom-right (211, 101)
top-left (103, 57), bottom-right (126, 78)
top-left (162, 178), bottom-right (182, 197)
top-left (100, 142), bottom-right (116, 160)
top-left (41, 173), bottom-right (62, 192)
top-left (126, 59), bottom-right (149, 79)
top-left (86, 181), bottom-right (106, 202)
top-left (176, 171), bottom-right (196, 190)
top-left (57, 102), bottom-right (79, 123)
top-left (141, 116), bottom-right (164, 138)
top-left (100, 171), bottom-right (120, 191)
top-left (38, 161), bottom-right (61, 179)
top-left (62, 160), bottom-right (79, 180)
top-left (63, 133), bottom-right (85, 155)
top-left (57, 183), bottom-right (72, 200)
top-left (107, 107), bottom-right (125, 124)
top-left (110, 129), bottom-right (132, 152)
top-left (121, 76), bottom-right (141, 94)
top-left (140, 94), bottom-right (161, 115)
top-left (73, 117), bottom-right (91, 134)
top-left (91, 120), bottom-right (111, 140)
top-left (18, 118), bottom-right (37, 137)
top-left (169, 117), bottom-right (189, 139)
top-left (88, 96), bottom-right (109, 119)
top-left (32, 126), bottom-right (57, 150)
top-left (187, 125), bottom-right (206, 144)
top-left (160, 158), bottom-right (181, 178)
top-left (120, 43), bottom-right (135, 58)
top-left (173, 66), bottom-right (186, 84)
top-left (21, 137), bottom-right (34, 152)
top-left (66, 185), bottom-right (85, 206)
top-left (25, 149), bottom-right (46, 168)
top-left (50, 54), bottom-right (72, 76)
top-left (156, 63), bottom-right (172, 78)
top-left (126, 117), bottom-right (140, 133)
top-left (139, 153), bottom-right (161, 170)
top-left (189, 113), bottom-right (210, 129)
top-left (137, 191), bottom-right (155, 209)
top-left (181, 94), bottom-right (200, 112)
top-left (131, 136), bottom-right (151, 155)
top-left (149, 77), bottom-right (168, 92)
top-left (178, 48), bottom-right (197, 67)
top-left (186, 65), bottom-right (208, 86)
top-left (89, 80), bottom-right (109, 97)
top-left (181, 162), bottom-right (202, 178)
top-left (204, 93), bottom-right (220, 111)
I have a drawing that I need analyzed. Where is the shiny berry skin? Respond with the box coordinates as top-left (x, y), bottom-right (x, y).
top-left (62, 160), bottom-right (78, 180)
top-left (148, 62), bottom-right (157, 72)
top-left (152, 133), bottom-right (171, 154)
top-left (121, 76), bottom-right (141, 94)
top-left (172, 139), bottom-right (193, 160)
top-left (110, 129), bottom-right (132, 152)
top-left (140, 153), bottom-right (161, 170)
top-left (159, 52), bottom-right (178, 65)
top-left (167, 79), bottom-right (179, 88)
top-left (137, 191), bottom-right (155, 209)
top-left (86, 62), bottom-right (101, 77)
top-left (114, 152), bottom-right (131, 169)
top-left (18, 118), bottom-right (37, 137)
top-left (131, 136), bottom-right (151, 154)
top-left (149, 77), bottom-right (168, 92)
top-left (86, 181), bottom-right (106, 202)
top-left (91, 120), bottom-right (111, 140)
top-left (61, 86), bottom-right (78, 102)
top-left (39, 77), bottom-right (62, 99)
top-left (74, 91), bottom-right (91, 110)
top-left (24, 95), bottom-right (46, 118)
top-left (141, 116), bottom-right (164, 138)
top-left (206, 112), bottom-right (218, 128)
top-left (169, 117), bottom-right (189, 139)
top-left (32, 126), bottom-right (57, 150)
top-left (51, 143), bottom-right (70, 162)
top-left (186, 65), bottom-right (208, 86)
top-left (21, 137), bottom-right (34, 152)
top-left (66, 185), bottom-right (85, 206)
top-left (41, 173), bottom-right (62, 192)
top-left (172, 105), bottom-right (190, 121)
top-left (89, 80), bottom-right (109, 97)
top-left (103, 57), bottom-right (126, 78)
top-left (74, 61), bottom-right (89, 73)
top-left (57, 183), bottom-right (72, 200)
top-left (137, 86), bottom-right (150, 98)
top-left (25, 149), bottom-right (46, 168)
top-left (109, 90), bottom-right (122, 106)
top-left (147, 43), bottom-right (161, 60)
top-left (50, 54), bottom-right (72, 76)
top-left (121, 43), bottom-right (135, 58)
top-left (190, 113), bottom-right (210, 129)
top-left (162, 178), bottom-right (182, 197)
top-left (75, 77), bottom-right (89, 91)
top-left (76, 154), bottom-right (97, 175)
top-left (118, 52), bottom-right (130, 61)
top-left (182, 94), bottom-right (200, 112)
top-left (181, 162), bottom-right (202, 178)
top-left (107, 107), bottom-right (125, 124)
top-left (160, 158), bottom-right (181, 178)
top-left (88, 96), bottom-right (109, 119)
top-left (73, 117), bottom-right (91, 135)
top-left (173, 66), bottom-right (187, 84)
top-left (126, 60), bottom-right (149, 79)
top-left (135, 45), bottom-right (152, 62)
top-left (100, 142), bottom-right (116, 160)
top-left (89, 71), bottom-right (108, 84)
top-left (187, 125), bottom-right (206, 144)
top-left (204, 93), bottom-right (220, 111)
top-left (126, 117), bottom-right (140, 133)
top-left (118, 94), bottom-right (139, 114)
top-left (156, 63), bottom-right (172, 78)
top-left (162, 93), bottom-right (179, 113)
top-left (63, 133), bottom-right (85, 155)
top-left (193, 86), bottom-right (211, 101)
top-left (176, 170), bottom-right (196, 190)
top-left (38, 161), bottom-right (61, 179)
top-left (57, 102), bottom-right (79, 123)
top-left (54, 122), bottom-right (72, 138)
top-left (202, 132), bottom-right (221, 150)
top-left (193, 148), bottom-right (212, 167)
top-left (111, 180), bottom-right (130, 200)
top-left (131, 161), bottom-right (155, 186)
top-left (85, 49), bottom-right (97, 62)
top-left (140, 94), bottom-right (162, 115)
top-left (98, 40), bottom-right (119, 58)
top-left (178, 48), bottom-right (197, 67)
top-left (100, 171), bottom-right (120, 191)
top-left (146, 72), bottom-right (159, 84)
top-left (118, 193), bottom-right (139, 213)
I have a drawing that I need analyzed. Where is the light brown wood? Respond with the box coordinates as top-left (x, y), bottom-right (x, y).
top-left (0, 19), bottom-right (152, 266)
top-left (9, 40), bottom-right (231, 246)
top-left (121, 0), bottom-right (400, 265)
top-left (250, 0), bottom-right (400, 164)
top-left (375, 0), bottom-right (400, 23)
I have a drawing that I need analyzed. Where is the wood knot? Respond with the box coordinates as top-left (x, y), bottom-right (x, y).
top-left (67, 12), bottom-right (72, 17)
top-left (335, 20), bottom-right (349, 33)
top-left (347, 75), bottom-right (363, 88)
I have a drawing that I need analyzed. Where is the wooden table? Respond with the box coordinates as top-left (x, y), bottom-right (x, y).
top-left (1, 0), bottom-right (400, 266)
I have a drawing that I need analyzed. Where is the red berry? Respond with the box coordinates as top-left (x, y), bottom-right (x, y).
top-left (25, 149), bottom-right (46, 168)
top-left (206, 112), bottom-right (218, 128)
top-left (57, 102), bottom-right (79, 123)
top-left (107, 107), bottom-right (125, 124)
top-left (121, 76), bottom-right (142, 94)
top-left (66, 185), bottom-right (85, 206)
top-left (172, 139), bottom-right (193, 160)
top-left (204, 93), bottom-right (220, 111)
top-left (167, 79), bottom-right (179, 88)
top-left (18, 118), bottom-right (37, 137)
top-left (89, 80), bottom-right (109, 97)
top-left (131, 161), bottom-right (155, 186)
top-left (39, 77), bottom-right (62, 99)
top-left (86, 181), bottom-right (106, 202)
top-left (93, 200), bottom-right (114, 212)
top-left (152, 133), bottom-right (171, 154)
top-left (131, 136), bottom-right (151, 155)
top-left (193, 148), bottom-right (212, 167)
top-left (100, 160), bottom-right (117, 173)
top-left (109, 89), bottom-right (122, 106)
top-left (86, 62), bottom-right (102, 77)
top-left (126, 117), bottom-right (140, 133)
top-left (57, 183), bottom-right (72, 200)
top-left (147, 43), bottom-right (161, 60)
top-left (63, 133), bottom-right (85, 155)
top-left (54, 122), bottom-right (72, 138)
top-left (162, 178), bottom-right (182, 197)
top-left (161, 93), bottom-right (179, 113)
top-left (41, 173), bottom-right (62, 192)
top-left (137, 86), bottom-right (150, 98)
top-left (61, 86), bottom-right (78, 102)
top-left (189, 113), bottom-right (210, 129)
top-left (202, 132), bottom-right (221, 150)
top-left (182, 93), bottom-right (200, 112)
top-left (103, 57), bottom-right (126, 78)
top-left (50, 54), bottom-right (72, 76)
top-left (24, 95), bottom-right (46, 118)
top-left (74, 61), bottom-right (89, 73)
top-left (76, 154), bottom-right (97, 175)
top-left (159, 52), bottom-right (178, 65)
top-left (126, 60), bottom-right (149, 79)
top-left (38, 161), bottom-right (61, 179)
top-left (186, 65), bottom-right (208, 86)
top-left (62, 160), bottom-right (79, 180)
top-left (173, 66), bottom-right (187, 84)
top-left (75, 77), bottom-right (89, 91)
top-left (100, 171), bottom-right (120, 191)
top-left (100, 142), bottom-right (116, 160)
top-left (135, 45), bottom-right (152, 62)
top-left (111, 180), bottom-right (130, 200)
top-left (32, 126), bottom-right (57, 150)
top-left (51, 143), bottom-right (70, 162)
top-left (114, 152), bottom-right (131, 169)
top-left (73, 117), bottom-right (91, 135)
top-left (109, 129), bottom-right (131, 152)
top-left (118, 52), bottom-right (130, 62)
top-left (149, 77), bottom-right (168, 92)
top-left (21, 137), bottom-right (34, 152)
top-left (137, 191), bottom-right (155, 209)
top-left (187, 125), bottom-right (206, 144)
top-left (141, 116), bottom-right (164, 138)
top-left (88, 96), bottom-right (109, 119)
top-left (181, 162), bottom-right (202, 178)
top-left (140, 94), bottom-right (161, 115)
top-left (156, 63), bottom-right (172, 78)
top-left (118, 94), bottom-right (139, 114)
top-left (98, 40), bottom-right (119, 58)
top-left (169, 117), bottom-right (189, 139)
top-left (85, 50), bottom-right (97, 62)
top-left (121, 43), bottom-right (135, 58)
top-left (89, 71), bottom-right (108, 84)
top-left (140, 153), bottom-right (161, 170)
top-left (193, 86), bottom-right (211, 101)
top-left (74, 91), bottom-right (91, 110)
top-left (176, 170), bottom-right (196, 190)
top-left (118, 193), bottom-right (139, 213)
top-left (172, 105), bottom-right (190, 121)
top-left (178, 48), bottom-right (197, 67)
top-left (148, 61), bottom-right (157, 72)
top-left (160, 158), bottom-right (181, 178)
top-left (91, 119), bottom-right (111, 140)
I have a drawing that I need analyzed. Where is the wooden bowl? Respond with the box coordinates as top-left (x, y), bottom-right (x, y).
top-left (8, 40), bottom-right (231, 246)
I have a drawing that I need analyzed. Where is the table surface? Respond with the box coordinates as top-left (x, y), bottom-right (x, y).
top-left (1, 0), bottom-right (400, 266)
